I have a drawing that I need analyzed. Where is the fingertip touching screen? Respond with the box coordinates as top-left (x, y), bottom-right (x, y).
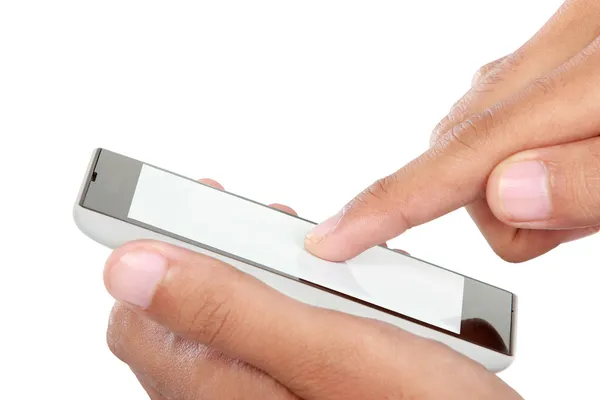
top-left (128, 165), bottom-right (466, 334)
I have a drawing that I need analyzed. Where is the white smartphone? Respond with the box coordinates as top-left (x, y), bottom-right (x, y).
top-left (74, 148), bottom-right (517, 372)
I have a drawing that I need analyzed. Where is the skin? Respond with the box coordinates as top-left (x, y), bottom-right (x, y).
top-left (103, 0), bottom-right (600, 398)
top-left (304, 0), bottom-right (600, 262)
top-left (105, 185), bottom-right (520, 399)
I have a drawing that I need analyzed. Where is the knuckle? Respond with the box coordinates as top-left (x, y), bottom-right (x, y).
top-left (434, 108), bottom-right (496, 158)
top-left (450, 122), bottom-right (479, 152)
top-left (429, 115), bottom-right (453, 146)
top-left (472, 65), bottom-right (489, 85)
top-left (473, 53), bottom-right (518, 89)
top-left (472, 63), bottom-right (498, 87)
top-left (366, 176), bottom-right (394, 201)
top-left (500, 50), bottom-right (524, 73)
top-left (348, 175), bottom-right (412, 228)
top-left (430, 95), bottom-right (474, 146)
top-left (450, 95), bottom-right (473, 117)
top-left (344, 174), bottom-right (414, 229)
top-left (477, 71), bottom-right (505, 88)
top-left (530, 76), bottom-right (557, 96)
top-left (472, 56), bottom-right (505, 86)
top-left (350, 176), bottom-right (393, 208)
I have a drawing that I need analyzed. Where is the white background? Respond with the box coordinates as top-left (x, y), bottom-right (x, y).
top-left (1, 0), bottom-right (597, 399)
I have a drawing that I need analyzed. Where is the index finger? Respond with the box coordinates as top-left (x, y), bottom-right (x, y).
top-left (304, 39), bottom-right (600, 261)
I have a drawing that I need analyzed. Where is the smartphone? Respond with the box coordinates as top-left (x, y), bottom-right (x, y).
top-left (74, 148), bottom-right (517, 372)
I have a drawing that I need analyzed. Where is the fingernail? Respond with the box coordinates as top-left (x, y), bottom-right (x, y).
top-left (107, 250), bottom-right (168, 308)
top-left (498, 160), bottom-right (551, 221)
top-left (305, 212), bottom-right (342, 245)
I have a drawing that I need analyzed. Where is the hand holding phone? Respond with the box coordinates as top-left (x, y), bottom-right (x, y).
top-left (104, 235), bottom-right (523, 400)
top-left (74, 149), bottom-right (517, 372)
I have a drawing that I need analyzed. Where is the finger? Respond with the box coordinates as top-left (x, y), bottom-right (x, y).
top-left (198, 178), bottom-right (224, 190)
top-left (107, 303), bottom-right (297, 400)
top-left (392, 248), bottom-right (410, 255)
top-left (431, 1), bottom-right (600, 262)
top-left (379, 243), bottom-right (411, 255)
top-left (268, 203), bottom-right (298, 216)
top-left (434, 0), bottom-right (600, 143)
top-left (267, 204), bottom-right (418, 253)
top-left (304, 38), bottom-right (600, 261)
top-left (463, 198), bottom-right (580, 262)
top-left (487, 136), bottom-right (600, 229)
top-left (104, 241), bottom-right (519, 399)
top-left (470, 56), bottom-right (507, 87)
top-left (474, 135), bottom-right (600, 260)
top-left (131, 369), bottom-right (166, 400)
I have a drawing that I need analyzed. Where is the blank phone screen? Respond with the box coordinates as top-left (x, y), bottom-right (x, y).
top-left (127, 164), bottom-right (467, 334)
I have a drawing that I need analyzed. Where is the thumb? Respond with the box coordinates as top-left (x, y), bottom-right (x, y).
top-left (303, 40), bottom-right (600, 261)
top-left (486, 137), bottom-right (600, 231)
